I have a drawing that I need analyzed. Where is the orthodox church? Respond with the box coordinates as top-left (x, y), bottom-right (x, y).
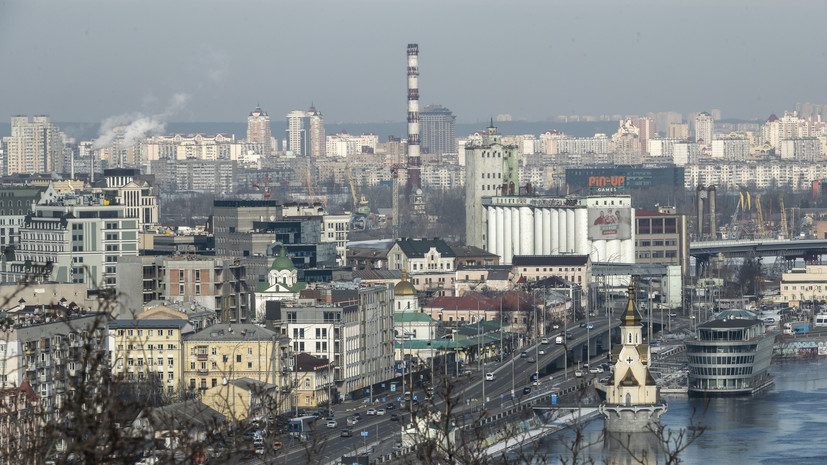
top-left (254, 246), bottom-right (306, 321)
top-left (599, 280), bottom-right (667, 432)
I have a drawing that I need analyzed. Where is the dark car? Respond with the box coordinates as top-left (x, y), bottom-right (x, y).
top-left (520, 351), bottom-right (528, 358)
top-left (523, 386), bottom-right (531, 395)
top-left (352, 412), bottom-right (362, 420)
top-left (386, 402), bottom-right (395, 410)
top-left (390, 413), bottom-right (400, 421)
top-left (341, 428), bottom-right (353, 438)
top-left (579, 322), bottom-right (587, 328)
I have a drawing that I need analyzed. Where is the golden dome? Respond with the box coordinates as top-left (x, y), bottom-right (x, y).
top-left (394, 270), bottom-right (417, 296)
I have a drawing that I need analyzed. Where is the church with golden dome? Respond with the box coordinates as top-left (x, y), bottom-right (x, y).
top-left (599, 279), bottom-right (667, 433)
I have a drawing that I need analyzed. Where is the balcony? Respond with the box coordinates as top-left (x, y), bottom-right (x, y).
top-left (196, 354), bottom-right (208, 361)
top-left (196, 368), bottom-right (209, 375)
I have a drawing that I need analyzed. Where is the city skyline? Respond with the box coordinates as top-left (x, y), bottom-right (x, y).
top-left (3, 1), bottom-right (827, 126)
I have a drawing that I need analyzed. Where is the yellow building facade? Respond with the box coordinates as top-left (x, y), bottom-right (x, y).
top-left (182, 323), bottom-right (290, 410)
top-left (108, 319), bottom-right (191, 396)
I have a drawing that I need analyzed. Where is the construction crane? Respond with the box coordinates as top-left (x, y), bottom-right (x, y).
top-left (301, 166), bottom-right (319, 205)
top-left (755, 194), bottom-right (766, 238)
top-left (251, 173), bottom-right (271, 199)
top-left (345, 162), bottom-right (370, 215)
top-left (729, 192), bottom-right (744, 239)
top-left (780, 194), bottom-right (789, 239)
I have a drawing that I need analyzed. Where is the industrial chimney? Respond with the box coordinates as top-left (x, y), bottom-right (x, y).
top-left (406, 43), bottom-right (421, 192)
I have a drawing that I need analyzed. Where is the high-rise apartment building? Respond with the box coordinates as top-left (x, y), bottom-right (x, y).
top-left (695, 112), bottom-right (714, 145)
top-left (629, 116), bottom-right (655, 155)
top-left (464, 123), bottom-right (519, 248)
top-left (420, 105), bottom-right (457, 154)
top-left (667, 123), bottom-right (689, 140)
top-left (247, 105), bottom-right (273, 155)
top-left (3, 116), bottom-right (64, 175)
top-left (286, 106), bottom-right (325, 157)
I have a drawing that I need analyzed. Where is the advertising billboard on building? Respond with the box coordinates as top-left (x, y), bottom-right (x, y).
top-left (588, 207), bottom-right (631, 240)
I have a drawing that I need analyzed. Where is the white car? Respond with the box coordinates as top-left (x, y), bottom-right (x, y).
top-left (589, 366), bottom-right (603, 374)
top-left (540, 337), bottom-right (549, 344)
top-left (326, 419), bottom-right (337, 428)
top-left (574, 369), bottom-right (584, 378)
top-left (376, 408), bottom-right (386, 416)
top-left (485, 372), bottom-right (495, 381)
top-left (366, 408), bottom-right (377, 416)
top-left (539, 348), bottom-right (546, 355)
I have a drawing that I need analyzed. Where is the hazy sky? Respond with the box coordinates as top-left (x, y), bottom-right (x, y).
top-left (2, 0), bottom-right (825, 125)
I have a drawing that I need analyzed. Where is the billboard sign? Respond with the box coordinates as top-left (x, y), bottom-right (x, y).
top-left (588, 207), bottom-right (631, 240)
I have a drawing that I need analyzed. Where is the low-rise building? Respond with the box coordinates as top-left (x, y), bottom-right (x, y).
top-left (454, 265), bottom-right (512, 295)
top-left (387, 238), bottom-right (456, 274)
top-left (512, 255), bottom-right (591, 285)
top-left (780, 264), bottom-right (827, 302)
top-left (291, 353), bottom-right (334, 409)
top-left (201, 377), bottom-right (279, 421)
top-left (182, 323), bottom-right (290, 405)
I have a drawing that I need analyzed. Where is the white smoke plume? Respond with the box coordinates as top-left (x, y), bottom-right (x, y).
top-left (92, 92), bottom-right (190, 150)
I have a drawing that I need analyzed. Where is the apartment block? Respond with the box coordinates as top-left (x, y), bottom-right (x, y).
top-left (107, 319), bottom-right (192, 396)
top-left (9, 193), bottom-right (138, 288)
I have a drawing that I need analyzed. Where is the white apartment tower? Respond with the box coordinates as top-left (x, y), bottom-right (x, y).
top-left (286, 106), bottom-right (325, 157)
top-left (3, 115), bottom-right (64, 175)
top-left (695, 112), bottom-right (714, 145)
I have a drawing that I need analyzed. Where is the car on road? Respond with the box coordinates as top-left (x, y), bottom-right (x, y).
top-left (589, 366), bottom-right (603, 374)
top-left (520, 351), bottom-right (528, 358)
top-left (566, 331), bottom-right (573, 339)
top-left (669, 312), bottom-right (678, 317)
top-left (579, 322), bottom-right (587, 328)
top-left (347, 416), bottom-right (358, 426)
top-left (539, 348), bottom-right (546, 355)
top-left (386, 402), bottom-right (395, 410)
top-left (352, 412), bottom-right (362, 420)
top-left (376, 408), bottom-right (386, 416)
top-left (272, 441), bottom-right (282, 452)
top-left (574, 369), bottom-right (584, 378)
top-left (587, 323), bottom-right (594, 330)
top-left (366, 408), bottom-right (377, 416)
top-left (523, 386), bottom-right (531, 395)
top-left (326, 419), bottom-right (337, 428)
top-left (552, 324), bottom-right (560, 329)
top-left (485, 372), bottom-right (496, 381)
top-left (341, 428), bottom-right (353, 438)
top-left (527, 357), bottom-right (536, 363)
top-left (540, 337), bottom-right (549, 344)
top-left (390, 413), bottom-right (400, 421)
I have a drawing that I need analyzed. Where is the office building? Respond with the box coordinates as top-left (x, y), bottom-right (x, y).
top-left (420, 105), bottom-right (457, 154)
top-left (780, 264), bottom-right (827, 302)
top-left (635, 207), bottom-right (690, 278)
top-left (247, 105), bottom-right (273, 156)
top-left (464, 123), bottom-right (520, 248)
top-left (286, 106), bottom-right (325, 157)
top-left (3, 116), bottom-right (64, 175)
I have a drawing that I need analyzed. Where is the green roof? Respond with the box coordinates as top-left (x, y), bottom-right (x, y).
top-left (394, 312), bottom-right (435, 323)
top-left (269, 246), bottom-right (296, 271)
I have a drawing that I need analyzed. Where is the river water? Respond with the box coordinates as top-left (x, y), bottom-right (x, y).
top-left (530, 357), bottom-right (827, 464)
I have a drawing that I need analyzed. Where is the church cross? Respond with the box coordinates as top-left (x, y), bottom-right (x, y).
top-left (626, 356), bottom-right (634, 364)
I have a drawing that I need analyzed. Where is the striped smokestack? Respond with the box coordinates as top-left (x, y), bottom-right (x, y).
top-left (406, 43), bottom-right (421, 191)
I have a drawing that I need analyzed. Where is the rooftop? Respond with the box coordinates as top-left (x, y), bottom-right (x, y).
top-left (185, 323), bottom-right (277, 342)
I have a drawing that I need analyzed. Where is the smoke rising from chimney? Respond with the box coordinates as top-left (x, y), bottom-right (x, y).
top-left (92, 92), bottom-right (190, 150)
